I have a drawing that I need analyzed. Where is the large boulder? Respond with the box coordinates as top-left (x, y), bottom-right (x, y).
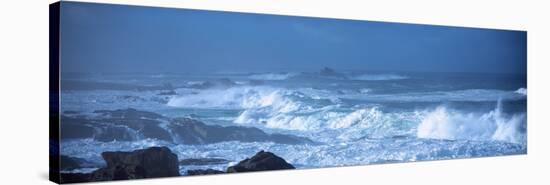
top-left (227, 151), bottom-right (295, 173)
top-left (90, 147), bottom-right (180, 181)
top-left (59, 146), bottom-right (180, 183)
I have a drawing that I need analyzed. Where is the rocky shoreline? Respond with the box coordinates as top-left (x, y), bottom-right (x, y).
top-left (59, 147), bottom-right (294, 183)
top-left (61, 108), bottom-right (315, 145)
top-left (58, 108), bottom-right (307, 183)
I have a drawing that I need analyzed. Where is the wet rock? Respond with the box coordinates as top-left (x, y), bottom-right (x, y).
top-left (169, 118), bottom-right (314, 145)
top-left (141, 124), bottom-right (173, 142)
top-left (94, 126), bottom-right (136, 142)
top-left (90, 147), bottom-right (179, 181)
top-left (320, 67), bottom-right (337, 76)
top-left (187, 169), bottom-right (224, 176)
top-left (227, 151), bottom-right (295, 173)
top-left (59, 147), bottom-right (180, 183)
top-left (61, 109), bottom-right (314, 145)
top-left (319, 67), bottom-right (346, 78)
top-left (60, 155), bottom-right (98, 171)
top-left (93, 108), bottom-right (163, 120)
top-left (59, 173), bottom-right (91, 184)
top-left (118, 95), bottom-right (145, 102)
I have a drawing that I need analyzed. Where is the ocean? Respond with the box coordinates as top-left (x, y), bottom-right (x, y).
top-left (59, 70), bottom-right (527, 174)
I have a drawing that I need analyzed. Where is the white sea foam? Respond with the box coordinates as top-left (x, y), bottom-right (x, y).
top-left (350, 74), bottom-right (409, 81)
top-left (359, 88), bottom-right (372, 94)
top-left (417, 101), bottom-right (525, 144)
top-left (346, 89), bottom-right (527, 102)
top-left (248, 73), bottom-right (298, 80)
top-left (167, 86), bottom-right (309, 117)
top-left (235, 103), bottom-right (420, 141)
top-left (61, 138), bottom-right (526, 173)
top-left (168, 85), bottom-right (527, 144)
top-left (514, 87), bottom-right (527, 96)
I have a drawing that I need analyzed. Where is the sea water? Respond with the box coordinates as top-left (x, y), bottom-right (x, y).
top-left (59, 71), bottom-right (527, 174)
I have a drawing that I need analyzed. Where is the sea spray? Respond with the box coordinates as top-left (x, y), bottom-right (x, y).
top-left (417, 100), bottom-right (526, 144)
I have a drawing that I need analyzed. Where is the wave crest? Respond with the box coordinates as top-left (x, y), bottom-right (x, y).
top-left (248, 73), bottom-right (298, 80)
top-left (417, 101), bottom-right (526, 144)
top-left (167, 86), bottom-right (307, 112)
top-left (514, 87), bottom-right (527, 96)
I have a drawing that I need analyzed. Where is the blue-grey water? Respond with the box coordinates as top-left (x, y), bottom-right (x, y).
top-left (59, 71), bottom-right (527, 174)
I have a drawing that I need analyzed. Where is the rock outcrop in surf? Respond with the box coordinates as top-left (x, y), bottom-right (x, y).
top-left (59, 147), bottom-right (179, 183)
top-left (60, 108), bottom-right (314, 145)
top-left (227, 150), bottom-right (295, 173)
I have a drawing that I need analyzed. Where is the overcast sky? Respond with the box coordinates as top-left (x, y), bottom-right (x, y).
top-left (59, 2), bottom-right (527, 74)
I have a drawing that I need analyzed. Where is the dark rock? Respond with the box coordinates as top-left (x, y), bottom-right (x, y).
top-left (169, 118), bottom-right (314, 145)
top-left (82, 109), bottom-right (173, 142)
top-left (93, 108), bottom-right (163, 120)
top-left (187, 169), bottom-right (225, 176)
top-left (94, 126), bottom-right (136, 142)
top-left (320, 67), bottom-right (337, 76)
top-left (118, 95), bottom-right (145, 102)
top-left (141, 124), bottom-right (173, 142)
top-left (179, 158), bottom-right (229, 166)
top-left (60, 155), bottom-right (98, 171)
top-left (61, 109), bottom-right (314, 145)
top-left (90, 147), bottom-right (180, 181)
top-left (59, 173), bottom-right (91, 184)
top-left (319, 67), bottom-right (346, 78)
top-left (227, 151), bottom-right (295, 173)
top-left (59, 147), bottom-right (180, 183)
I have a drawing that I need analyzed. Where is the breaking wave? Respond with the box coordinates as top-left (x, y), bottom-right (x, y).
top-left (248, 73), bottom-right (298, 80)
top-left (515, 87), bottom-right (527, 96)
top-left (167, 86), bottom-right (526, 144)
top-left (417, 100), bottom-right (526, 144)
top-left (167, 86), bottom-right (307, 111)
